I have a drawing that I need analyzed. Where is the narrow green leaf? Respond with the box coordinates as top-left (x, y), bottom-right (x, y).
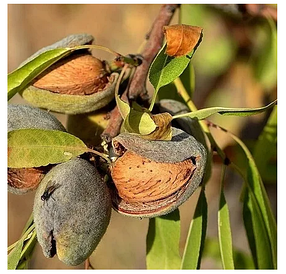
top-left (181, 188), bottom-right (208, 269)
top-left (172, 100), bottom-right (277, 120)
top-left (218, 165), bottom-right (235, 269)
top-left (253, 106), bottom-right (277, 182)
top-left (8, 48), bottom-right (73, 100)
top-left (148, 43), bottom-right (194, 110)
top-left (8, 216), bottom-right (37, 270)
top-left (8, 238), bottom-right (24, 269)
top-left (149, 44), bottom-right (191, 91)
top-left (203, 237), bottom-right (255, 269)
top-left (20, 213), bottom-right (34, 237)
top-left (242, 188), bottom-right (273, 269)
top-left (8, 129), bottom-right (88, 168)
top-left (180, 62), bottom-right (195, 99)
top-left (115, 91), bottom-right (130, 120)
top-left (229, 133), bottom-right (277, 269)
top-left (146, 209), bottom-right (181, 269)
top-left (7, 222), bottom-right (35, 269)
top-left (18, 229), bottom-right (37, 269)
top-left (254, 18), bottom-right (277, 90)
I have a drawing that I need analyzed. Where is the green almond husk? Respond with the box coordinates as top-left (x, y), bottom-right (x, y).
top-left (33, 158), bottom-right (111, 266)
top-left (20, 73), bottom-right (119, 115)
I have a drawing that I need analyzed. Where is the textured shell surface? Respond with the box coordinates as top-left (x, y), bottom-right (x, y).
top-left (21, 73), bottom-right (119, 114)
top-left (111, 127), bottom-right (207, 218)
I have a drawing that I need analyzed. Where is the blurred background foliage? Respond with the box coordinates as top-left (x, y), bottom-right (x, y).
top-left (8, 4), bottom-right (277, 269)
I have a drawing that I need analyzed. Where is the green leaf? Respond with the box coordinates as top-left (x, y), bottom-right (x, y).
top-left (148, 43), bottom-right (194, 110)
top-left (242, 188), bottom-right (273, 269)
top-left (8, 215), bottom-right (37, 269)
top-left (20, 213), bottom-right (34, 237)
top-left (8, 48), bottom-right (73, 100)
top-left (172, 100), bottom-right (277, 120)
top-left (8, 238), bottom-right (24, 269)
top-left (203, 237), bottom-right (255, 269)
top-left (253, 18), bottom-right (277, 90)
top-left (218, 165), bottom-right (234, 269)
top-left (146, 209), bottom-right (181, 269)
top-left (115, 79), bottom-right (157, 136)
top-left (181, 188), bottom-right (208, 269)
top-left (180, 62), bottom-right (195, 99)
top-left (229, 133), bottom-right (277, 269)
top-left (18, 229), bottom-right (37, 269)
top-left (253, 106), bottom-right (277, 182)
top-left (115, 91), bottom-right (130, 120)
top-left (8, 221), bottom-right (35, 270)
top-left (8, 129), bottom-right (88, 168)
top-left (123, 109), bottom-right (157, 135)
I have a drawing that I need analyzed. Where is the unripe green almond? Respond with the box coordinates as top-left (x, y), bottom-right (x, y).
top-left (8, 104), bottom-right (66, 194)
top-left (111, 127), bottom-right (207, 218)
top-left (33, 158), bottom-right (111, 266)
top-left (20, 72), bottom-right (119, 114)
top-left (8, 104), bottom-right (66, 133)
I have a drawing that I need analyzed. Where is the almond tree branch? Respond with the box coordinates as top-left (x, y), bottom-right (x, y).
top-left (128, 4), bottom-right (179, 100)
top-left (101, 4), bottom-right (179, 143)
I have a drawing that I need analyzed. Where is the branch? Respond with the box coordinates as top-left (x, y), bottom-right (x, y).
top-left (101, 4), bottom-right (179, 143)
top-left (128, 4), bottom-right (179, 100)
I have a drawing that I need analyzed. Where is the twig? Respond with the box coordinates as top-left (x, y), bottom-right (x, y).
top-left (128, 4), bottom-right (179, 100)
top-left (84, 258), bottom-right (90, 269)
top-left (101, 4), bottom-right (179, 143)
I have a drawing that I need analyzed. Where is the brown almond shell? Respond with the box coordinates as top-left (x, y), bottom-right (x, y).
top-left (110, 127), bottom-right (207, 218)
top-left (20, 73), bottom-right (119, 114)
top-left (32, 53), bottom-right (108, 96)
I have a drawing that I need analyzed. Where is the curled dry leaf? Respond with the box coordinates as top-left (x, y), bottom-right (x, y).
top-left (145, 112), bottom-right (173, 140)
top-left (164, 24), bottom-right (203, 57)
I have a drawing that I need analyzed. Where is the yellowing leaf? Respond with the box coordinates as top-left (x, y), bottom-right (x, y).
top-left (115, 90), bottom-right (130, 120)
top-left (164, 24), bottom-right (203, 57)
top-left (123, 109), bottom-right (157, 135)
top-left (8, 129), bottom-right (88, 168)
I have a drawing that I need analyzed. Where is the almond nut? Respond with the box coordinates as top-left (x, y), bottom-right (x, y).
top-left (110, 127), bottom-right (207, 217)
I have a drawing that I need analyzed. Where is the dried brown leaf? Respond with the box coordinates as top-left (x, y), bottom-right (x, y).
top-left (164, 24), bottom-right (203, 57)
top-left (145, 112), bottom-right (173, 140)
